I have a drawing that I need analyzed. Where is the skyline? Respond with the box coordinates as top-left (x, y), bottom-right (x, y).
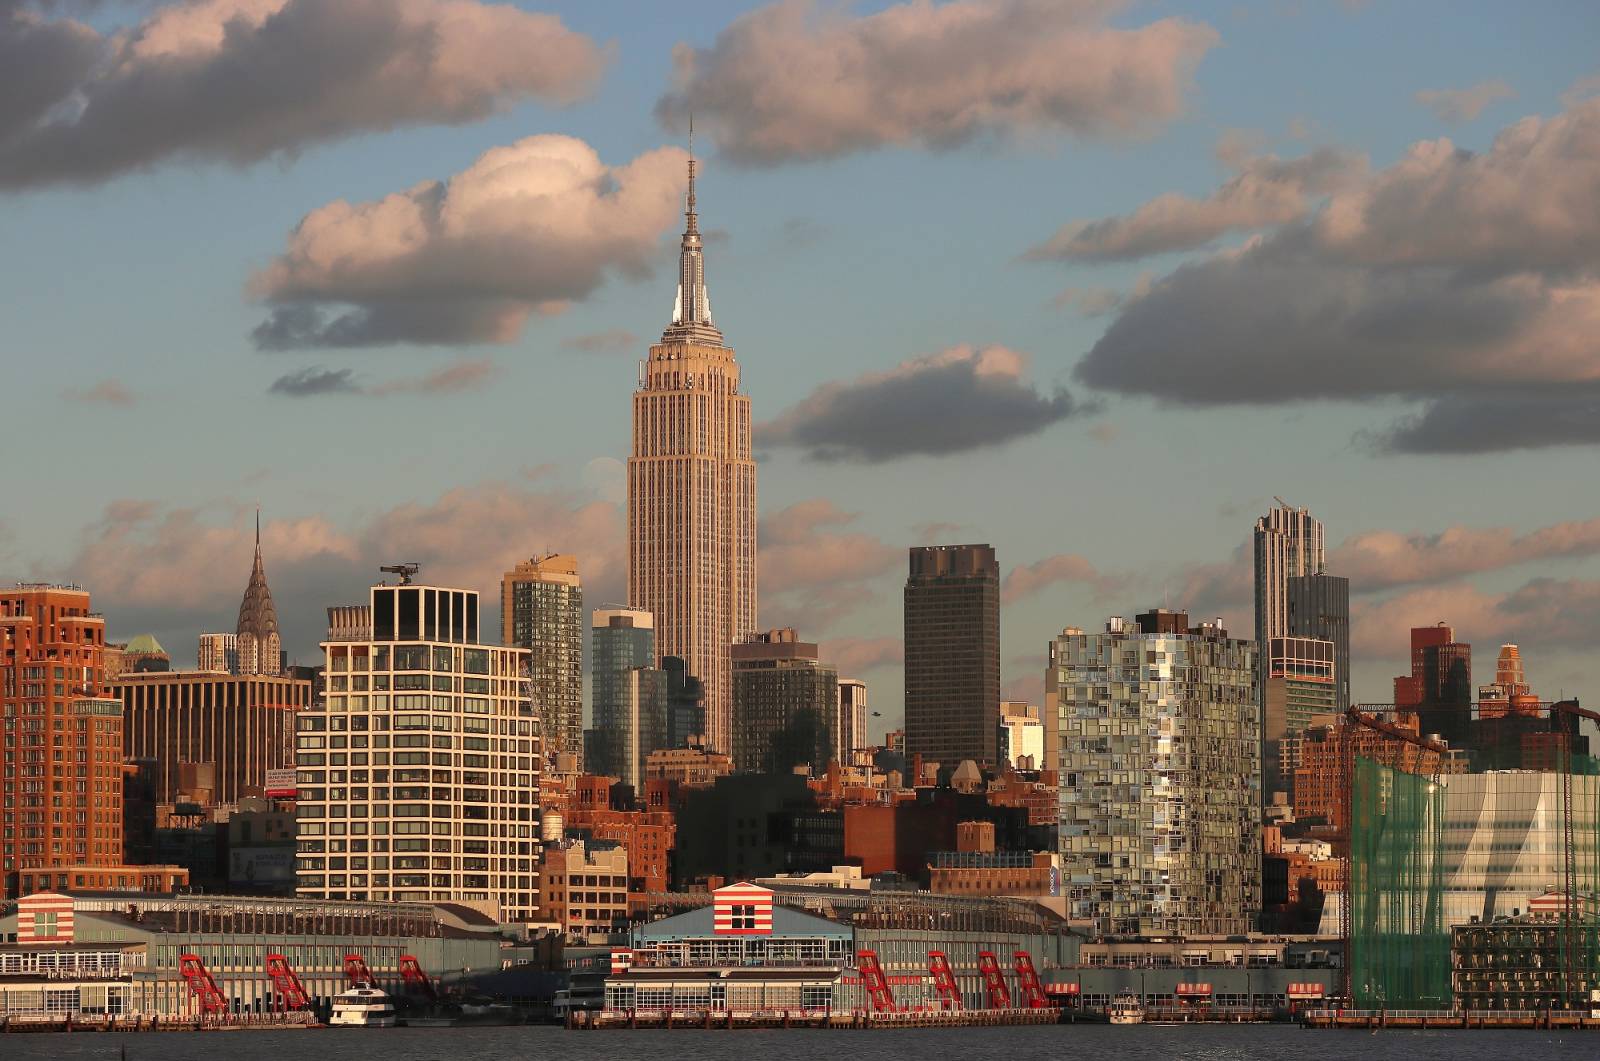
top-left (4, 0), bottom-right (1600, 730)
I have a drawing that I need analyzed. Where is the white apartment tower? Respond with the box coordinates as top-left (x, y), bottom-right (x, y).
top-left (295, 577), bottom-right (541, 921)
top-left (627, 150), bottom-right (756, 756)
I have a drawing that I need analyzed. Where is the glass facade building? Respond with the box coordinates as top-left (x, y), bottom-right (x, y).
top-left (501, 554), bottom-right (583, 770)
top-left (1051, 612), bottom-right (1260, 936)
top-left (589, 608), bottom-right (664, 790)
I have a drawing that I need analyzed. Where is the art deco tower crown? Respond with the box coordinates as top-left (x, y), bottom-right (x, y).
top-left (236, 510), bottom-right (282, 676)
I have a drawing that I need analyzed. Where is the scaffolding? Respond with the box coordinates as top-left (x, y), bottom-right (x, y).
top-left (1349, 738), bottom-right (1600, 1009)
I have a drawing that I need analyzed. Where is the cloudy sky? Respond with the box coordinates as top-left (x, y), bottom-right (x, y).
top-left (5, 0), bottom-right (1599, 733)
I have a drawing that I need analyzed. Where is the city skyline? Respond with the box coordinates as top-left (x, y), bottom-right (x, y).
top-left (3, 1), bottom-right (1599, 731)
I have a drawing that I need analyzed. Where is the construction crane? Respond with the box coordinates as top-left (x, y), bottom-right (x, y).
top-left (379, 563), bottom-right (420, 585)
top-left (1549, 699), bottom-right (1598, 1010)
top-left (1337, 706), bottom-right (1449, 1004)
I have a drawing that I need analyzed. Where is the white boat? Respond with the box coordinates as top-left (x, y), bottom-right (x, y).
top-left (1108, 993), bottom-right (1144, 1025)
top-left (329, 986), bottom-right (398, 1027)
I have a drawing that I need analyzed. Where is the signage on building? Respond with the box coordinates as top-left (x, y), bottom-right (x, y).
top-left (1175, 982), bottom-right (1214, 996)
top-left (263, 768), bottom-right (297, 798)
top-left (1287, 983), bottom-right (1325, 999)
top-left (1044, 982), bottom-right (1080, 995)
top-left (228, 847), bottom-right (295, 885)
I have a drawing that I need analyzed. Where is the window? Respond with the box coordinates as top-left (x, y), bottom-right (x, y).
top-left (730, 904), bottom-right (757, 930)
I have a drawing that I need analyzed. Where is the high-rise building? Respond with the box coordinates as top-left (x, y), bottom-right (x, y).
top-left (998, 701), bottom-right (1045, 769)
top-left (501, 554), bottom-right (583, 769)
top-left (1286, 572), bottom-right (1350, 712)
top-left (663, 655), bottom-right (705, 751)
top-left (589, 608), bottom-right (664, 791)
top-left (730, 629), bottom-right (838, 775)
top-left (1394, 623), bottom-right (1472, 744)
top-left (1262, 636), bottom-right (1336, 800)
top-left (1051, 610), bottom-right (1260, 936)
top-left (196, 632), bottom-right (238, 674)
top-left (627, 152), bottom-right (755, 760)
top-left (1478, 643), bottom-right (1541, 719)
top-left (1, 587), bottom-right (128, 896)
top-left (109, 671), bottom-right (310, 805)
top-left (904, 545), bottom-right (1000, 768)
top-left (836, 678), bottom-right (868, 766)
top-left (1254, 502), bottom-right (1324, 709)
top-left (236, 516), bottom-right (282, 676)
top-left (295, 578), bottom-right (540, 920)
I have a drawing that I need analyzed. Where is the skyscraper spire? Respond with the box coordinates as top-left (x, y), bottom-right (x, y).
top-left (663, 121), bottom-right (724, 347)
top-left (237, 509), bottom-right (282, 676)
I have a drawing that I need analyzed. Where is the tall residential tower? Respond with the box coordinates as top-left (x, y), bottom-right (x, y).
top-left (627, 151), bottom-right (756, 756)
top-left (501, 554), bottom-right (583, 770)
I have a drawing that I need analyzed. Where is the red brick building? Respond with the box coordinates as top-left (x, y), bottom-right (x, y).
top-left (1, 587), bottom-right (187, 897)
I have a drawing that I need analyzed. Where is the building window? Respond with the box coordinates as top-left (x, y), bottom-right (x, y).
top-left (731, 904), bottom-right (756, 930)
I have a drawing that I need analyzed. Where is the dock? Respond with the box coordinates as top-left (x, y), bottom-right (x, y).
top-left (575, 1007), bottom-right (1063, 1030)
top-left (0, 1013), bottom-right (319, 1033)
top-left (1302, 1008), bottom-right (1600, 1030)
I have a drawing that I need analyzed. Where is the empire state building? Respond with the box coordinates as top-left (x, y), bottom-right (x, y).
top-left (627, 152), bottom-right (756, 756)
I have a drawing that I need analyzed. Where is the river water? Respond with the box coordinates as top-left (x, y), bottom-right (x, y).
top-left (6, 1024), bottom-right (1598, 1061)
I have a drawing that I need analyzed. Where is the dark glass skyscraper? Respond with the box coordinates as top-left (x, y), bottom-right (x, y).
top-left (1286, 572), bottom-right (1350, 712)
top-left (588, 608), bottom-right (664, 790)
top-left (903, 544), bottom-right (1000, 768)
top-left (730, 629), bottom-right (837, 774)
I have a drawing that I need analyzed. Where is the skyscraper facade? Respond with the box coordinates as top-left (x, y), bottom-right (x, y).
top-left (1395, 623), bottom-right (1473, 745)
top-left (903, 544), bottom-right (1000, 767)
top-left (589, 608), bottom-right (664, 790)
top-left (1262, 635), bottom-right (1336, 800)
top-left (662, 655), bottom-right (705, 751)
top-left (0, 587), bottom-right (126, 897)
top-left (295, 580), bottom-right (540, 920)
top-left (501, 554), bottom-right (583, 770)
top-left (730, 629), bottom-right (838, 775)
top-left (1286, 572), bottom-right (1350, 712)
top-left (836, 678), bottom-right (868, 766)
top-left (236, 519), bottom-right (282, 676)
top-left (196, 632), bottom-right (238, 674)
top-left (111, 671), bottom-right (310, 804)
top-left (627, 152), bottom-right (756, 759)
top-left (1051, 611), bottom-right (1260, 936)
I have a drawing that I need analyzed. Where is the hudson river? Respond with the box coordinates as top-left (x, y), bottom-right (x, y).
top-left (7, 1025), bottom-right (1599, 1060)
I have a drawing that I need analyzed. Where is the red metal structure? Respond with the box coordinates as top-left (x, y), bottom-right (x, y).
top-left (178, 953), bottom-right (229, 1016)
top-left (976, 950), bottom-right (1011, 1010)
top-left (1012, 951), bottom-right (1050, 1008)
top-left (855, 949), bottom-right (896, 1013)
top-left (264, 953), bottom-right (311, 1012)
top-left (926, 951), bottom-right (961, 1010)
top-left (399, 954), bottom-right (437, 1000)
top-left (1550, 699), bottom-right (1599, 1009)
top-left (1337, 706), bottom-right (1448, 1002)
top-left (344, 953), bottom-right (375, 988)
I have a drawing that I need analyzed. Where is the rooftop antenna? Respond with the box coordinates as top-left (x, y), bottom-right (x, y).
top-left (379, 563), bottom-right (420, 585)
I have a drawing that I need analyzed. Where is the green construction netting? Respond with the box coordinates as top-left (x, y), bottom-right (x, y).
top-left (1349, 746), bottom-right (1600, 1010)
top-left (1349, 754), bottom-right (1450, 1009)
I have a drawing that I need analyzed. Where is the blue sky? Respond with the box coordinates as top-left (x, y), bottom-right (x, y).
top-left (4, 0), bottom-right (1599, 733)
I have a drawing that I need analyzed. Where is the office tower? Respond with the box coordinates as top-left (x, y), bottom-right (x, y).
top-left (627, 151), bottom-right (756, 757)
top-left (663, 655), bottom-right (705, 751)
top-left (589, 608), bottom-right (665, 790)
top-left (998, 701), bottom-right (1045, 769)
top-left (295, 578), bottom-right (541, 920)
top-left (836, 678), bottom-right (868, 766)
top-left (1261, 636), bottom-right (1336, 800)
top-left (1286, 572), bottom-right (1350, 712)
top-left (109, 671), bottom-right (311, 804)
top-left (903, 544), bottom-right (1000, 767)
top-left (1394, 623), bottom-right (1472, 745)
top-left (1254, 502), bottom-right (1323, 702)
top-left (730, 629), bottom-right (838, 774)
top-left (501, 554), bottom-right (584, 769)
top-left (197, 632), bottom-right (238, 674)
top-left (0, 587), bottom-right (126, 896)
top-left (236, 516), bottom-right (282, 676)
top-left (1051, 610), bottom-right (1259, 936)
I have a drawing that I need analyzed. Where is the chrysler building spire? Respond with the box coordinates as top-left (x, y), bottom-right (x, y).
top-left (663, 126), bottom-right (725, 347)
top-left (236, 507), bottom-right (283, 676)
